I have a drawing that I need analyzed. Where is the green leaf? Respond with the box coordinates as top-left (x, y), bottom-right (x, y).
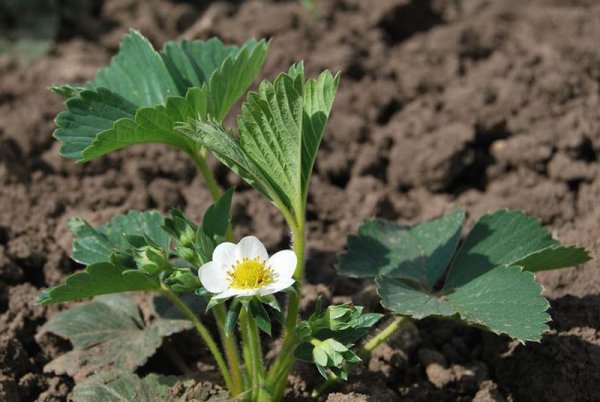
top-left (378, 265), bottom-right (550, 341)
top-left (444, 210), bottom-right (562, 289)
top-left (249, 299), bottom-right (272, 335)
top-left (68, 210), bottom-right (170, 266)
top-left (301, 69), bottom-right (340, 196)
top-left (342, 209), bottom-right (591, 342)
top-left (41, 295), bottom-right (192, 378)
top-left (78, 92), bottom-right (201, 161)
top-left (203, 187), bottom-right (234, 241)
top-left (73, 372), bottom-right (177, 402)
top-left (54, 88), bottom-right (137, 159)
top-left (72, 371), bottom-right (230, 402)
top-left (513, 245), bottom-right (591, 273)
top-left (339, 209), bottom-right (464, 287)
top-left (187, 64), bottom-right (340, 217)
top-left (53, 30), bottom-right (268, 161)
top-left (36, 262), bottom-right (159, 305)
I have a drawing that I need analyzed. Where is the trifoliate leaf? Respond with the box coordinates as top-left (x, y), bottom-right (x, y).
top-left (53, 30), bottom-right (268, 161)
top-left (186, 64), bottom-right (340, 218)
top-left (36, 262), bottom-right (159, 305)
top-left (203, 187), bottom-right (234, 241)
top-left (341, 209), bottom-right (592, 342)
top-left (41, 295), bottom-right (192, 379)
top-left (338, 209), bottom-right (464, 287)
top-left (68, 210), bottom-right (170, 266)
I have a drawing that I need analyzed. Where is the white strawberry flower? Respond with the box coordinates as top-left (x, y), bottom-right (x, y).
top-left (199, 236), bottom-right (296, 299)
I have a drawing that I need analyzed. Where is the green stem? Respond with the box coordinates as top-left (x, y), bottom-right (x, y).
top-left (187, 147), bottom-right (222, 201)
top-left (310, 316), bottom-right (411, 399)
top-left (160, 285), bottom-right (233, 392)
top-left (187, 146), bottom-right (243, 394)
top-left (214, 304), bottom-right (243, 396)
top-left (359, 316), bottom-right (409, 359)
top-left (266, 220), bottom-right (305, 399)
top-left (242, 309), bottom-right (266, 401)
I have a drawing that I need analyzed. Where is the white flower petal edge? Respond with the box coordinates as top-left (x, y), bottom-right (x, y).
top-left (267, 250), bottom-right (297, 279)
top-left (236, 236), bottom-right (268, 261)
top-left (198, 236), bottom-right (296, 299)
top-left (212, 242), bottom-right (237, 267)
top-left (198, 261), bottom-right (229, 293)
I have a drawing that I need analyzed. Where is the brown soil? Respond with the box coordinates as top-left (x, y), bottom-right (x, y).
top-left (1, 0), bottom-right (599, 401)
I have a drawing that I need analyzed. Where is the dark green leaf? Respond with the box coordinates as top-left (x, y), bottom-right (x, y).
top-left (36, 262), bottom-right (159, 305)
top-left (344, 209), bottom-right (591, 342)
top-left (41, 295), bottom-right (192, 378)
top-left (514, 245), bottom-right (591, 273)
top-left (203, 187), bottom-right (234, 241)
top-left (444, 210), bottom-right (558, 290)
top-left (339, 209), bottom-right (464, 287)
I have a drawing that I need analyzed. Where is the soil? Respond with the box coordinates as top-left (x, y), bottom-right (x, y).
top-left (1, 0), bottom-right (599, 401)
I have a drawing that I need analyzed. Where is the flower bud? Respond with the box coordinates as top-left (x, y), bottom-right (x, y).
top-left (135, 246), bottom-right (170, 274)
top-left (166, 268), bottom-right (201, 292)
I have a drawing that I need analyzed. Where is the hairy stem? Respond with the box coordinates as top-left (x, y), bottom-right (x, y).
top-left (187, 146), bottom-right (243, 394)
top-left (359, 316), bottom-right (409, 358)
top-left (267, 220), bottom-right (305, 400)
top-left (214, 304), bottom-right (244, 396)
top-left (187, 147), bottom-right (222, 201)
top-left (160, 285), bottom-right (233, 392)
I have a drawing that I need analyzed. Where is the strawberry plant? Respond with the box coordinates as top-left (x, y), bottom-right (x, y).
top-left (38, 30), bottom-right (592, 401)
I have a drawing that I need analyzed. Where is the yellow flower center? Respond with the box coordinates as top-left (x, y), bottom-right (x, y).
top-left (227, 257), bottom-right (273, 289)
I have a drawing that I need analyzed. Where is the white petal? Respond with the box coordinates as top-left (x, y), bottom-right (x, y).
top-left (258, 277), bottom-right (295, 295)
top-left (212, 288), bottom-right (239, 300)
top-left (267, 250), bottom-right (297, 280)
top-left (213, 288), bottom-right (259, 299)
top-left (236, 236), bottom-right (268, 261)
top-left (198, 261), bottom-right (229, 293)
top-left (212, 242), bottom-right (237, 267)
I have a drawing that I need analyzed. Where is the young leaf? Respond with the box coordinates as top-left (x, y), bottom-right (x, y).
top-left (41, 295), bottom-right (192, 379)
top-left (185, 64), bottom-right (340, 218)
top-left (53, 30), bottom-right (268, 161)
top-left (36, 262), bottom-right (159, 305)
top-left (68, 210), bottom-right (170, 266)
top-left (338, 209), bottom-right (464, 287)
top-left (202, 186), bottom-right (234, 241)
top-left (341, 209), bottom-right (591, 342)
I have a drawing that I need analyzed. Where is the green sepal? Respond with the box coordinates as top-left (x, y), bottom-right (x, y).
top-left (249, 298), bottom-right (272, 336)
top-left (164, 267), bottom-right (201, 292)
top-left (225, 300), bottom-right (242, 336)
